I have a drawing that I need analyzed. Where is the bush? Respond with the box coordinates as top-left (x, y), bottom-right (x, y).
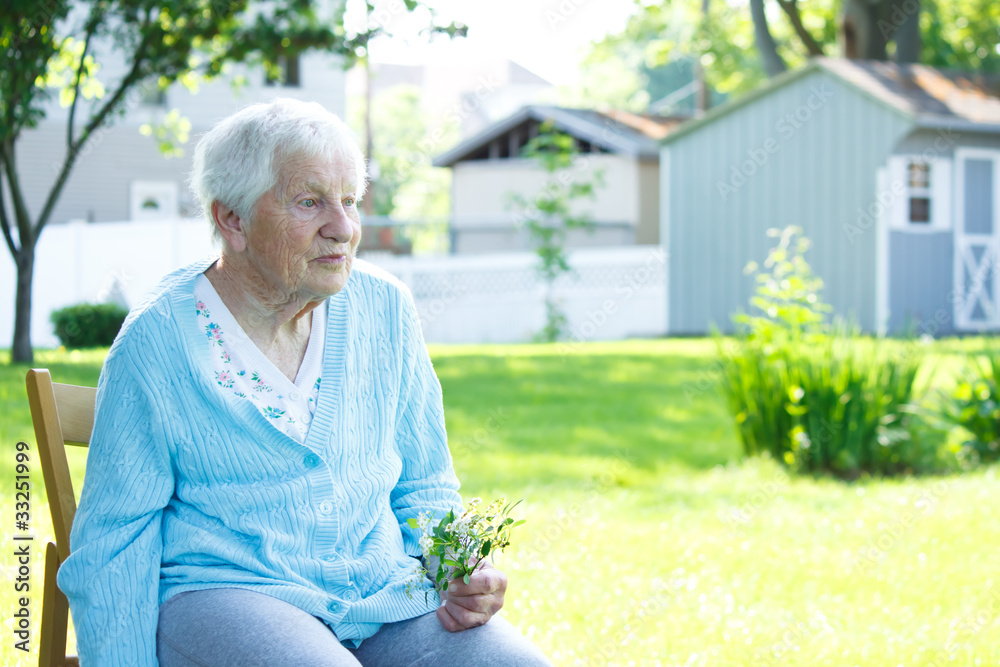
top-left (938, 342), bottom-right (1000, 466)
top-left (51, 303), bottom-right (129, 348)
top-left (715, 226), bottom-right (933, 477)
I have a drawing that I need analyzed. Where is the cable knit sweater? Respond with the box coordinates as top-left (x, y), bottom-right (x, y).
top-left (56, 256), bottom-right (464, 666)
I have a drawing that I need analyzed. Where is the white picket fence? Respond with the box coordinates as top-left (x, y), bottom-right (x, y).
top-left (0, 219), bottom-right (667, 348)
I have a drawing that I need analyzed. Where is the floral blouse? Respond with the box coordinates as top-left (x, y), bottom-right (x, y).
top-left (193, 273), bottom-right (324, 443)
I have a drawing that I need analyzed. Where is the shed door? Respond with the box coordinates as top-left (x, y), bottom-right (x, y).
top-left (955, 149), bottom-right (1000, 331)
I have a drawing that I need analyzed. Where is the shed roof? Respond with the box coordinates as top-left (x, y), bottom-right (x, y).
top-left (663, 57), bottom-right (1000, 145)
top-left (433, 105), bottom-right (686, 167)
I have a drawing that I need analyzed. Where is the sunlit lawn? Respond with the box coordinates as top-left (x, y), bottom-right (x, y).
top-left (1, 339), bottom-right (998, 666)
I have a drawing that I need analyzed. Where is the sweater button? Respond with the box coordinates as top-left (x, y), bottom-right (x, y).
top-left (319, 500), bottom-right (334, 515)
top-left (328, 600), bottom-right (342, 612)
top-left (304, 453), bottom-right (321, 468)
top-left (345, 590), bottom-right (359, 602)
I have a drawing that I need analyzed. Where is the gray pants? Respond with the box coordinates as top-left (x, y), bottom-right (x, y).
top-left (156, 588), bottom-right (553, 667)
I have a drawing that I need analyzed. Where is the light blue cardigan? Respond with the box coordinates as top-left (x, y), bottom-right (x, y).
top-left (57, 256), bottom-right (464, 666)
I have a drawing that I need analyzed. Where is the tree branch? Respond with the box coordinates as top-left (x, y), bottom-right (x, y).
top-left (0, 163), bottom-right (19, 257)
top-left (67, 10), bottom-right (101, 149)
top-left (776, 0), bottom-right (825, 56)
top-left (0, 140), bottom-right (35, 250)
top-left (33, 14), bottom-right (156, 240)
top-left (750, 0), bottom-right (787, 77)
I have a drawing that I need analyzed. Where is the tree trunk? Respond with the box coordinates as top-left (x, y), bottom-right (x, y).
top-left (12, 246), bottom-right (34, 364)
top-left (841, 0), bottom-right (889, 60)
top-left (695, 0), bottom-right (711, 114)
top-left (750, 0), bottom-right (787, 77)
top-left (892, 0), bottom-right (921, 63)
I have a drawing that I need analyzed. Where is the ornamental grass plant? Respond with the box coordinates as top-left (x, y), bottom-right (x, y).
top-left (936, 338), bottom-right (1000, 466)
top-left (715, 226), bottom-right (934, 478)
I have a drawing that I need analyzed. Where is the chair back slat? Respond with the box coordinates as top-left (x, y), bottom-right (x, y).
top-left (25, 370), bottom-right (95, 563)
top-left (52, 383), bottom-right (96, 446)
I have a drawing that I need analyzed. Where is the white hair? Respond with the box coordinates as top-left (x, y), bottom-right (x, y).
top-left (189, 98), bottom-right (367, 245)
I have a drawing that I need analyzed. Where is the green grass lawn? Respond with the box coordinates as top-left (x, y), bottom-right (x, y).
top-left (1, 340), bottom-right (998, 666)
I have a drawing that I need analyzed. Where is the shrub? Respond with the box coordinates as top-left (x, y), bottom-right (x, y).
top-left (51, 303), bottom-right (129, 348)
top-left (937, 343), bottom-right (1000, 466)
top-left (715, 226), bottom-right (932, 477)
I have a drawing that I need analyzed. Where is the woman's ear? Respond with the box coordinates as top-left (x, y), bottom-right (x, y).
top-left (212, 201), bottom-right (248, 253)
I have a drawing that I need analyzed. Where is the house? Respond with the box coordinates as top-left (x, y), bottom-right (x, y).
top-left (661, 57), bottom-right (1000, 336)
top-left (434, 105), bottom-right (685, 254)
top-left (12, 30), bottom-right (347, 226)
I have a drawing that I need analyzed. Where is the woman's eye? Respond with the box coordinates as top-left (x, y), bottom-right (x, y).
top-left (300, 199), bottom-right (317, 208)
top-left (343, 197), bottom-right (356, 207)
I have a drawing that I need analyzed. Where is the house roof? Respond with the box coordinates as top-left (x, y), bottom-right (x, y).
top-left (433, 105), bottom-right (686, 167)
top-left (663, 57), bottom-right (1000, 145)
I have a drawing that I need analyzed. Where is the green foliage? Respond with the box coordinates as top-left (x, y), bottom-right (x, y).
top-left (50, 302), bottom-right (129, 348)
top-left (734, 226), bottom-right (832, 344)
top-left (506, 122), bottom-right (604, 342)
top-left (406, 498), bottom-right (524, 601)
top-left (716, 227), bottom-right (934, 477)
top-left (585, 0), bottom-right (998, 105)
top-left (937, 342), bottom-right (1000, 465)
top-left (921, 0), bottom-right (1000, 71)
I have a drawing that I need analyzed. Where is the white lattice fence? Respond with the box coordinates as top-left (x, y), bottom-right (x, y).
top-left (0, 219), bottom-right (667, 347)
top-left (368, 246), bottom-right (668, 344)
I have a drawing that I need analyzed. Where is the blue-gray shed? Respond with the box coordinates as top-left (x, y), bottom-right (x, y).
top-left (661, 57), bottom-right (1000, 336)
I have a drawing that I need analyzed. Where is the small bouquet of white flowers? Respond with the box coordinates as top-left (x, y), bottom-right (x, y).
top-left (406, 497), bottom-right (525, 601)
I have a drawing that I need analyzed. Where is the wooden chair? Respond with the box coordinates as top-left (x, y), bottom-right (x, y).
top-left (26, 369), bottom-right (96, 667)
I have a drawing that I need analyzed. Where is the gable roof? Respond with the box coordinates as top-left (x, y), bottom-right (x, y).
top-left (663, 57), bottom-right (1000, 145)
top-left (433, 105), bottom-right (686, 167)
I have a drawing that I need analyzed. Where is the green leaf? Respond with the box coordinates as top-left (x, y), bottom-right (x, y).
top-left (463, 573), bottom-right (471, 585)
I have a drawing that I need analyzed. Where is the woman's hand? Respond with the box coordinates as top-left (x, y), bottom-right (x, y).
top-left (436, 562), bottom-right (507, 632)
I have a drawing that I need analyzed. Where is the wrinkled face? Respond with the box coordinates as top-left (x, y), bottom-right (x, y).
top-left (244, 153), bottom-right (362, 302)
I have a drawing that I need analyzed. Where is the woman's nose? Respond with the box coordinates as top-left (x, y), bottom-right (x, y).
top-left (320, 205), bottom-right (356, 244)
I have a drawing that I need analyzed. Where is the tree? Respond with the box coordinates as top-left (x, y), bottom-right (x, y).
top-left (591, 0), bottom-right (999, 101)
top-left (1, 0), bottom-right (464, 363)
top-left (507, 123), bottom-right (604, 343)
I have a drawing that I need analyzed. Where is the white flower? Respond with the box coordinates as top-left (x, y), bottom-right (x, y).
top-left (418, 534), bottom-right (434, 557)
top-left (451, 515), bottom-right (472, 539)
top-left (416, 512), bottom-right (431, 531)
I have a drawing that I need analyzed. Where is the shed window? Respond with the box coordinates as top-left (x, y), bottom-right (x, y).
top-left (906, 161), bottom-right (932, 224)
top-left (888, 156), bottom-right (952, 232)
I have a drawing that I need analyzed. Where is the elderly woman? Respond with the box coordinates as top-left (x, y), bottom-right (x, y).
top-left (57, 99), bottom-right (551, 667)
